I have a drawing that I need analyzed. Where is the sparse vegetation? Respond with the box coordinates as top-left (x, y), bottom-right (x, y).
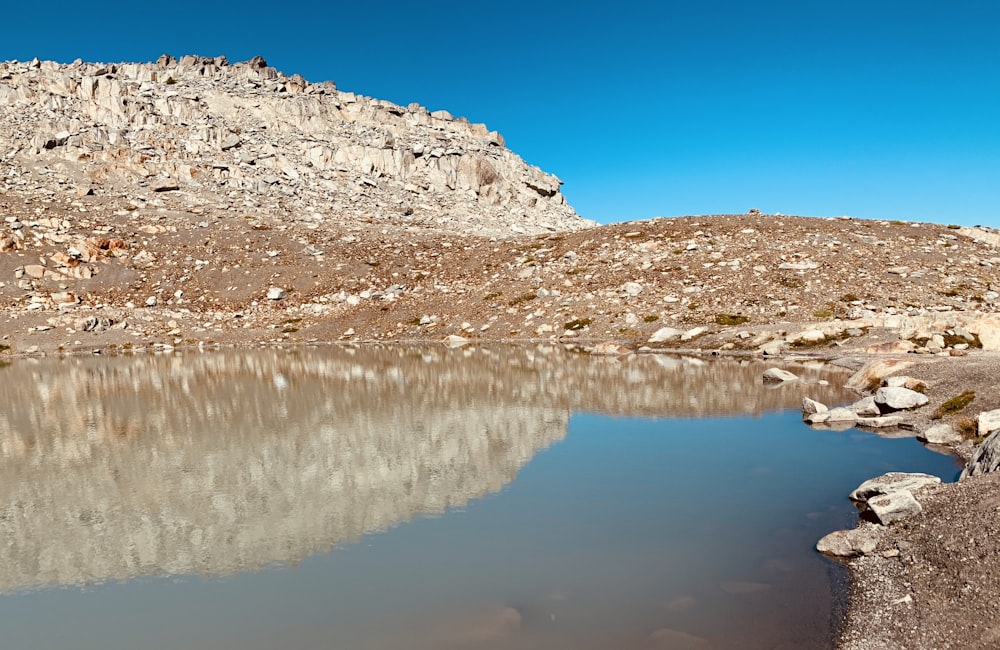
top-left (714, 314), bottom-right (749, 326)
top-left (482, 291), bottom-right (501, 301)
top-left (813, 309), bottom-right (833, 318)
top-left (956, 416), bottom-right (980, 441)
top-left (642, 315), bottom-right (659, 323)
top-left (947, 224), bottom-right (961, 229)
top-left (507, 293), bottom-right (537, 307)
top-left (778, 277), bottom-right (803, 288)
top-left (931, 391), bottom-right (976, 420)
top-left (564, 318), bottom-right (592, 330)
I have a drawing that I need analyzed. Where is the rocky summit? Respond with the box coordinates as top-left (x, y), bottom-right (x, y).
top-left (0, 54), bottom-right (587, 238)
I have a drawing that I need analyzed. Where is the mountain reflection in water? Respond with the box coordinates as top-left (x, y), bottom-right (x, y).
top-left (0, 345), bottom-right (854, 596)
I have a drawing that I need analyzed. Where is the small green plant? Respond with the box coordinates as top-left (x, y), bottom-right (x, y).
top-left (165, 76), bottom-right (177, 85)
top-left (714, 314), bottom-right (749, 326)
top-left (564, 318), bottom-right (592, 330)
top-left (813, 309), bottom-right (833, 318)
top-left (482, 291), bottom-right (501, 301)
top-left (508, 293), bottom-right (537, 307)
top-left (931, 391), bottom-right (976, 420)
top-left (947, 224), bottom-right (961, 229)
top-left (643, 315), bottom-right (660, 323)
top-left (890, 220), bottom-right (908, 226)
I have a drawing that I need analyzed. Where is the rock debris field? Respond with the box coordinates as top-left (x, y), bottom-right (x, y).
top-left (2, 54), bottom-right (1000, 649)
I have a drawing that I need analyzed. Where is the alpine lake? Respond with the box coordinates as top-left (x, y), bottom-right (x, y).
top-left (0, 345), bottom-right (960, 649)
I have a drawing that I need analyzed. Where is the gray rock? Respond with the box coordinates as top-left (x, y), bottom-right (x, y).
top-left (867, 490), bottom-right (923, 525)
top-left (874, 386), bottom-right (929, 412)
top-left (856, 415), bottom-right (905, 429)
top-left (961, 429), bottom-right (1000, 479)
top-left (680, 326), bottom-right (708, 341)
top-left (266, 287), bottom-right (286, 301)
top-left (807, 407), bottom-right (858, 425)
top-left (850, 472), bottom-right (941, 503)
top-left (759, 340), bottom-right (785, 356)
top-left (850, 396), bottom-right (881, 417)
top-left (816, 527), bottom-right (881, 557)
top-left (648, 327), bottom-right (684, 343)
top-left (918, 424), bottom-right (963, 445)
top-left (802, 397), bottom-right (827, 420)
top-left (979, 409), bottom-right (1000, 437)
top-left (791, 329), bottom-right (825, 343)
top-left (762, 367), bottom-right (798, 383)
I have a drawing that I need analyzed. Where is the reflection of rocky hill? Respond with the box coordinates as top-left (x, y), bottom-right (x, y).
top-left (0, 346), bottom-right (852, 593)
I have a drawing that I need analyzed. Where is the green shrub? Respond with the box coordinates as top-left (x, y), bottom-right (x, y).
top-left (931, 391), bottom-right (975, 419)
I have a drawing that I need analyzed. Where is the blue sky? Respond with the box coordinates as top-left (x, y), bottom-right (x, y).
top-left (4, 1), bottom-right (998, 227)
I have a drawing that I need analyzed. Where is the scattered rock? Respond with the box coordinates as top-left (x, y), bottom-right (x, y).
top-left (816, 526), bottom-right (881, 557)
top-left (918, 423), bottom-right (962, 445)
top-left (802, 397), bottom-right (827, 420)
top-left (266, 287), bottom-right (286, 301)
top-left (874, 387), bottom-right (929, 412)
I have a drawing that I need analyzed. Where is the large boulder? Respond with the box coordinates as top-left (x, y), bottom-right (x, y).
top-left (961, 429), bottom-right (1000, 479)
top-left (850, 472), bottom-right (940, 525)
top-left (979, 409), bottom-right (1000, 437)
top-left (874, 386), bottom-right (928, 412)
top-left (845, 359), bottom-right (916, 392)
top-left (647, 327), bottom-right (684, 343)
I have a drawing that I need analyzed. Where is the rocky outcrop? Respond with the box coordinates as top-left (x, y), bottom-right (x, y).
top-left (0, 55), bottom-right (591, 237)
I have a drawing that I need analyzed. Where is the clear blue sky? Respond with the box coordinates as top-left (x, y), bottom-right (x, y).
top-left (4, 1), bottom-right (998, 227)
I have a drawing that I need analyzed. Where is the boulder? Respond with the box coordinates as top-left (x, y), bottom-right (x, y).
top-left (856, 415), bottom-right (906, 429)
top-left (850, 472), bottom-right (941, 503)
top-left (680, 326), bottom-right (708, 342)
top-left (850, 396), bottom-right (881, 417)
top-left (845, 359), bottom-right (915, 392)
top-left (867, 490), bottom-right (923, 525)
top-left (961, 429), bottom-right (1000, 479)
top-left (806, 407), bottom-right (858, 425)
top-left (874, 387), bottom-right (928, 412)
top-left (979, 409), bottom-right (1000, 437)
top-left (802, 397), bottom-right (827, 420)
top-left (648, 327), bottom-right (684, 343)
top-left (791, 329), bottom-right (826, 344)
top-left (759, 340), bottom-right (785, 356)
top-left (816, 526), bottom-right (881, 557)
top-left (762, 367), bottom-right (798, 383)
top-left (918, 424), bottom-right (963, 445)
top-left (266, 287), bottom-right (286, 301)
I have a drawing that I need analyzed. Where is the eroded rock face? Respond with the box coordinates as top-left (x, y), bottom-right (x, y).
top-left (0, 56), bottom-right (591, 237)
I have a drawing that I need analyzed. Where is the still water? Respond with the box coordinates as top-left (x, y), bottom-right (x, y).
top-left (0, 346), bottom-right (959, 649)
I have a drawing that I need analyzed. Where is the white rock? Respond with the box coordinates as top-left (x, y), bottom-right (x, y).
top-left (849, 472), bottom-right (941, 503)
top-left (622, 281), bottom-right (643, 296)
top-left (850, 396), bottom-right (881, 417)
top-left (874, 386), bottom-right (929, 412)
top-left (791, 329), bottom-right (825, 343)
top-left (145, 296), bottom-right (157, 307)
top-left (266, 287), bottom-right (286, 301)
top-left (918, 424), bottom-right (963, 445)
top-left (867, 490), bottom-right (922, 525)
top-left (979, 409), bottom-right (1000, 437)
top-left (680, 326), bottom-right (708, 341)
top-left (648, 327), bottom-right (684, 343)
top-left (802, 397), bottom-right (827, 420)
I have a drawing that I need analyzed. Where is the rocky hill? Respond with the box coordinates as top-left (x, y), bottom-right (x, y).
top-left (0, 56), bottom-right (999, 357)
top-left (0, 55), bottom-right (587, 237)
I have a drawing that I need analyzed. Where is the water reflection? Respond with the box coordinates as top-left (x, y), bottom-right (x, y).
top-left (0, 345), bottom-right (853, 596)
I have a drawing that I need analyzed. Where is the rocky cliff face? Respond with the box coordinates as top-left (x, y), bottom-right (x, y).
top-left (0, 55), bottom-right (590, 236)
